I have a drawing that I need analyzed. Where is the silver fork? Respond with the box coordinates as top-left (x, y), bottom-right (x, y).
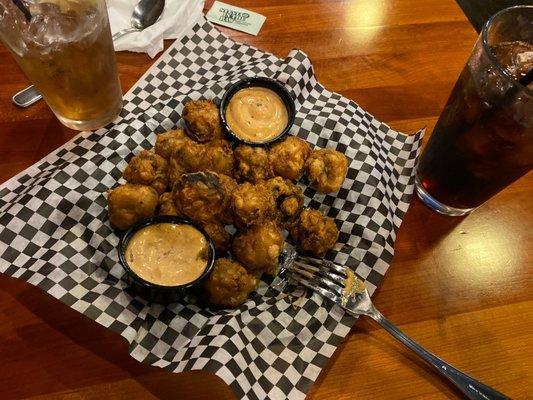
top-left (283, 255), bottom-right (510, 400)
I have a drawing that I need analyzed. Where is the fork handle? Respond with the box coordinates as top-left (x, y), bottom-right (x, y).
top-left (368, 311), bottom-right (510, 400)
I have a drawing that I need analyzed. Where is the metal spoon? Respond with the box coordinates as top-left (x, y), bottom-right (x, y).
top-left (12, 0), bottom-right (166, 108)
top-left (112, 0), bottom-right (165, 41)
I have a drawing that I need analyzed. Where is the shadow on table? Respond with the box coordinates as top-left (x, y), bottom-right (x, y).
top-left (414, 197), bottom-right (468, 249)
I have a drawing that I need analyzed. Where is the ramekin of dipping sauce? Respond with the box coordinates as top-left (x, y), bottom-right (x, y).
top-left (118, 215), bottom-right (215, 303)
top-left (219, 77), bottom-right (296, 145)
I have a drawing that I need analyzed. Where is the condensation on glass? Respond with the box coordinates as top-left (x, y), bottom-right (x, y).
top-left (0, 0), bottom-right (123, 130)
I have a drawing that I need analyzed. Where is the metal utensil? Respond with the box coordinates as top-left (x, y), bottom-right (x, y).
top-left (282, 253), bottom-right (511, 400)
top-left (112, 0), bottom-right (165, 41)
top-left (12, 0), bottom-right (165, 108)
top-left (12, 85), bottom-right (42, 107)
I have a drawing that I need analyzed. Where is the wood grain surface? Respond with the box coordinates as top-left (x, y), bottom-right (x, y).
top-left (0, 0), bottom-right (531, 399)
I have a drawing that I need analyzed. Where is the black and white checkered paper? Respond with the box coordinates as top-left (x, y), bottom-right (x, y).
top-left (0, 18), bottom-right (423, 400)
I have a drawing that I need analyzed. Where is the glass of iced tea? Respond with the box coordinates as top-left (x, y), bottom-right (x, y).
top-left (0, 0), bottom-right (122, 130)
top-left (416, 6), bottom-right (532, 216)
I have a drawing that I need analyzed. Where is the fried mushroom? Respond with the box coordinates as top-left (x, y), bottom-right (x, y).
top-left (173, 171), bottom-right (234, 224)
top-left (234, 145), bottom-right (273, 183)
top-left (218, 172), bottom-right (239, 195)
top-left (268, 135), bottom-right (311, 180)
top-left (265, 177), bottom-right (304, 227)
top-left (204, 258), bottom-right (258, 307)
top-left (182, 99), bottom-right (223, 143)
top-left (171, 138), bottom-right (234, 177)
top-left (123, 150), bottom-right (169, 194)
top-left (217, 173), bottom-right (238, 224)
top-left (154, 128), bottom-right (187, 160)
top-left (167, 135), bottom-right (195, 183)
top-left (200, 222), bottom-right (231, 253)
top-left (305, 148), bottom-right (348, 193)
top-left (203, 140), bottom-right (235, 178)
top-left (233, 222), bottom-right (284, 275)
top-left (290, 209), bottom-right (339, 257)
top-left (108, 184), bottom-right (158, 230)
top-left (232, 182), bottom-right (276, 228)
top-left (158, 192), bottom-right (180, 216)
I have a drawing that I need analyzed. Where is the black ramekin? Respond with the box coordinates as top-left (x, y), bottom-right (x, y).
top-left (219, 76), bottom-right (296, 146)
top-left (118, 215), bottom-right (215, 304)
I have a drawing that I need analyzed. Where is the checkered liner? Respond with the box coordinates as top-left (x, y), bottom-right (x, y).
top-left (0, 18), bottom-right (423, 400)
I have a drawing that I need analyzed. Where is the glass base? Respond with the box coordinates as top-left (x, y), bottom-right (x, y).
top-left (55, 99), bottom-right (123, 131)
top-left (415, 176), bottom-right (474, 216)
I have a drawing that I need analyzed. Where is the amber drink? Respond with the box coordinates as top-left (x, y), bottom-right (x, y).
top-left (0, 0), bottom-right (122, 130)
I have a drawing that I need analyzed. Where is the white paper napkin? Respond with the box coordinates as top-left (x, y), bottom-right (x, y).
top-left (108, 0), bottom-right (205, 58)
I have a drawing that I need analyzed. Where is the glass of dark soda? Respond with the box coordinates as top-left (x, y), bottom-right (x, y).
top-left (416, 6), bottom-right (532, 216)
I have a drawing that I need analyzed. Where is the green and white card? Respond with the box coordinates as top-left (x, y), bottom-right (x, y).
top-left (206, 1), bottom-right (266, 36)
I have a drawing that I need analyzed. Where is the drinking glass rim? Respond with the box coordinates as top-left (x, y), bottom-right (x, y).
top-left (481, 5), bottom-right (533, 96)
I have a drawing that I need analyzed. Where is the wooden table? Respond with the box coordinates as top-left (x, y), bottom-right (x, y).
top-left (1, 1), bottom-right (531, 399)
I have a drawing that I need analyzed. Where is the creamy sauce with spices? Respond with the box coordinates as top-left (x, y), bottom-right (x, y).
top-left (125, 223), bottom-right (208, 286)
top-left (226, 87), bottom-right (289, 142)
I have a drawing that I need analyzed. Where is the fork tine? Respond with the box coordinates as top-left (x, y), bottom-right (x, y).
top-left (320, 260), bottom-right (348, 277)
top-left (292, 260), bottom-right (346, 287)
top-left (289, 263), bottom-right (345, 297)
top-left (297, 256), bottom-right (348, 278)
top-left (290, 273), bottom-right (341, 304)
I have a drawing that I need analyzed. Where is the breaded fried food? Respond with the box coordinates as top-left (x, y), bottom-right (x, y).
top-left (158, 192), bottom-right (180, 216)
top-left (159, 189), bottom-right (231, 252)
top-left (290, 209), bottom-right (339, 257)
top-left (170, 138), bottom-right (234, 177)
top-left (266, 177), bottom-right (304, 227)
top-left (217, 173), bottom-right (238, 224)
top-left (182, 99), bottom-right (223, 143)
top-left (204, 258), bottom-right (258, 307)
top-left (173, 171), bottom-right (235, 224)
top-left (232, 221), bottom-right (284, 275)
top-left (232, 182), bottom-right (276, 227)
top-left (217, 171), bottom-right (239, 194)
top-left (234, 145), bottom-right (273, 183)
top-left (167, 135), bottom-right (195, 183)
top-left (154, 128), bottom-right (187, 160)
top-left (123, 150), bottom-right (169, 194)
top-left (203, 140), bottom-right (235, 176)
top-left (305, 148), bottom-right (348, 193)
top-left (268, 135), bottom-right (311, 180)
top-left (200, 222), bottom-right (231, 253)
top-left (108, 184), bottom-right (158, 230)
